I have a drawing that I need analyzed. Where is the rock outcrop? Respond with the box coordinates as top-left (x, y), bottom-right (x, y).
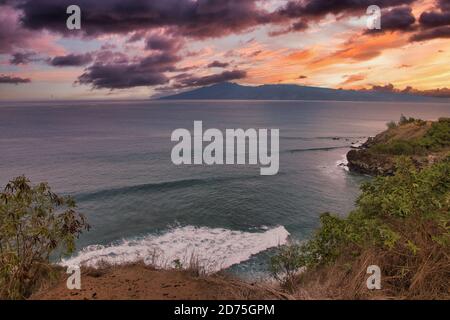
top-left (346, 118), bottom-right (449, 176)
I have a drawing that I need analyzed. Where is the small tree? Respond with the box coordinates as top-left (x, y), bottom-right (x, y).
top-left (0, 176), bottom-right (89, 299)
top-left (386, 121), bottom-right (397, 130)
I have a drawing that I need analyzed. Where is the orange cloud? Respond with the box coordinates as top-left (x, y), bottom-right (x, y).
top-left (341, 73), bottom-right (367, 86)
top-left (308, 33), bottom-right (408, 70)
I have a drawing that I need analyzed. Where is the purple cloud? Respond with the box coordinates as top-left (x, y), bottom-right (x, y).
top-left (365, 6), bottom-right (416, 35)
top-left (0, 74), bottom-right (31, 84)
top-left (170, 69), bottom-right (247, 89)
top-left (411, 0), bottom-right (450, 41)
top-left (77, 52), bottom-right (180, 89)
top-left (207, 61), bottom-right (230, 68)
top-left (13, 0), bottom-right (272, 39)
top-left (48, 53), bottom-right (93, 67)
top-left (276, 0), bottom-right (417, 19)
top-left (10, 51), bottom-right (37, 65)
top-left (145, 33), bottom-right (184, 52)
top-left (411, 25), bottom-right (450, 41)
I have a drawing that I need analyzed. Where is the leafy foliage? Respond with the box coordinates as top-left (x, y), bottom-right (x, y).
top-left (271, 157), bottom-right (450, 296)
top-left (0, 176), bottom-right (89, 299)
top-left (376, 117), bottom-right (450, 155)
top-left (419, 117), bottom-right (450, 150)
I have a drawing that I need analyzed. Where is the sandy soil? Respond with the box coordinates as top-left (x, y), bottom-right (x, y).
top-left (30, 264), bottom-right (289, 300)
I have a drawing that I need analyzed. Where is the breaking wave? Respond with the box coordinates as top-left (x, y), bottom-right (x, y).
top-left (60, 225), bottom-right (290, 273)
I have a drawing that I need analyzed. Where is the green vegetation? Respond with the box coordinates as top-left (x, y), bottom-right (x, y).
top-left (0, 176), bottom-right (89, 299)
top-left (374, 117), bottom-right (450, 156)
top-left (385, 114), bottom-right (425, 130)
top-left (271, 157), bottom-right (450, 298)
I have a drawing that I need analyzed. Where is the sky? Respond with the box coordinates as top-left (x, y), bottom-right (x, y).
top-left (0, 0), bottom-right (449, 100)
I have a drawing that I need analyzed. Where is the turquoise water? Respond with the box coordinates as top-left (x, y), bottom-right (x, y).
top-left (1, 100), bottom-right (449, 275)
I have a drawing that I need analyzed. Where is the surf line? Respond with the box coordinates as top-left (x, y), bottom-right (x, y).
top-left (171, 121), bottom-right (279, 175)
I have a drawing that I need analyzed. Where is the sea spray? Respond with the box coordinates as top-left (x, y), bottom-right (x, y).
top-left (61, 225), bottom-right (290, 273)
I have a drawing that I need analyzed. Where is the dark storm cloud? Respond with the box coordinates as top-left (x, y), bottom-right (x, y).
top-left (10, 51), bottom-right (37, 65)
top-left (419, 11), bottom-right (450, 27)
top-left (271, 0), bottom-right (419, 37)
top-left (0, 74), bottom-right (31, 84)
top-left (365, 7), bottom-right (416, 34)
top-left (145, 33), bottom-right (184, 52)
top-left (12, 0), bottom-right (272, 39)
top-left (3, 0), bottom-right (429, 52)
top-left (411, 25), bottom-right (450, 41)
top-left (48, 53), bottom-right (93, 67)
top-left (170, 69), bottom-right (247, 88)
top-left (275, 0), bottom-right (417, 19)
top-left (77, 31), bottom-right (188, 90)
top-left (380, 7), bottom-right (416, 31)
top-left (77, 52), bottom-right (180, 89)
top-left (410, 0), bottom-right (450, 41)
top-left (207, 61), bottom-right (230, 68)
top-left (418, 0), bottom-right (450, 28)
top-left (9, 0), bottom-right (420, 40)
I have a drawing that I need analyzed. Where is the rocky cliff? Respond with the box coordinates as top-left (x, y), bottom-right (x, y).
top-left (347, 117), bottom-right (450, 176)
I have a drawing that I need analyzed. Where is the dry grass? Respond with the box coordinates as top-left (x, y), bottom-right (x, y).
top-left (375, 121), bottom-right (432, 145)
top-left (288, 220), bottom-right (450, 300)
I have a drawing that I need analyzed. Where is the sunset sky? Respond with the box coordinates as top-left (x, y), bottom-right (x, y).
top-left (0, 0), bottom-right (449, 100)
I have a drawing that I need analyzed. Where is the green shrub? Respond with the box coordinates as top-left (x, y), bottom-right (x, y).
top-left (0, 176), bottom-right (89, 299)
top-left (398, 114), bottom-right (418, 126)
top-left (371, 140), bottom-right (423, 155)
top-left (269, 243), bottom-right (305, 286)
top-left (386, 121), bottom-right (397, 130)
top-left (270, 157), bottom-right (450, 296)
top-left (374, 117), bottom-right (449, 155)
top-left (419, 117), bottom-right (450, 150)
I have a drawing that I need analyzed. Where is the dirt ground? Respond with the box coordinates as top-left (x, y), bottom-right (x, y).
top-left (30, 264), bottom-right (290, 300)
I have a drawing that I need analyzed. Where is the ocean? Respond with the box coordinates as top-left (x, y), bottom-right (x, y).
top-left (1, 100), bottom-right (449, 276)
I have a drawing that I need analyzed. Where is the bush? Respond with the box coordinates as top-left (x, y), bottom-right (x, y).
top-left (375, 117), bottom-right (449, 155)
top-left (269, 243), bottom-right (305, 288)
top-left (386, 121), bottom-right (397, 130)
top-left (0, 176), bottom-right (89, 299)
top-left (386, 115), bottom-right (426, 130)
top-left (371, 140), bottom-right (423, 155)
top-left (398, 114), bottom-right (417, 126)
top-left (271, 157), bottom-right (450, 298)
top-left (419, 117), bottom-right (450, 150)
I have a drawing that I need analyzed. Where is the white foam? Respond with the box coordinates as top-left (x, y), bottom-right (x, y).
top-left (60, 225), bottom-right (290, 273)
top-left (336, 154), bottom-right (349, 171)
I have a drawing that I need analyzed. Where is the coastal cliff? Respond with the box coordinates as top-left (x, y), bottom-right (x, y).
top-left (347, 117), bottom-right (450, 175)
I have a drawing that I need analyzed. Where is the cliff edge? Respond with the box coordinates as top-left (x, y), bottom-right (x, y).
top-left (347, 117), bottom-right (450, 175)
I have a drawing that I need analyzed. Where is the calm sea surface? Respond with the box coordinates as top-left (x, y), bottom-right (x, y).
top-left (1, 100), bottom-right (449, 276)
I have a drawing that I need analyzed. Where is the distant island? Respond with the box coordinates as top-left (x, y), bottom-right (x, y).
top-left (159, 82), bottom-right (448, 102)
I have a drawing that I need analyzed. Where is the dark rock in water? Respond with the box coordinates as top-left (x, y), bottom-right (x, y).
top-left (346, 149), bottom-right (395, 176)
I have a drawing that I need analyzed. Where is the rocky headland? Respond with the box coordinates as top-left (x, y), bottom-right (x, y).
top-left (347, 117), bottom-right (450, 175)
